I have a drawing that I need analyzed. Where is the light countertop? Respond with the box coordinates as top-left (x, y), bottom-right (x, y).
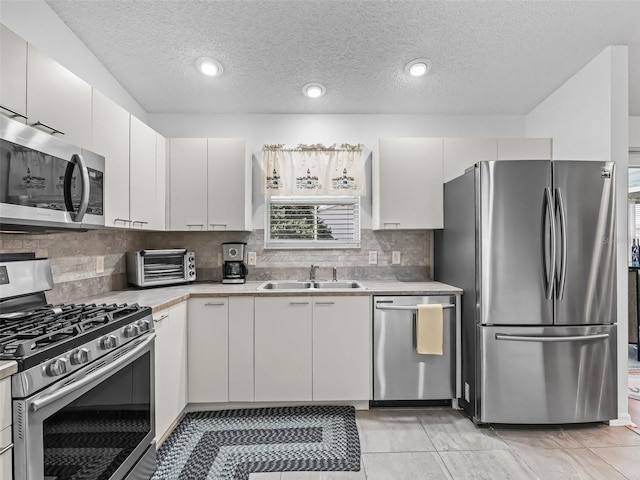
top-left (0, 360), bottom-right (17, 381)
top-left (77, 280), bottom-right (462, 312)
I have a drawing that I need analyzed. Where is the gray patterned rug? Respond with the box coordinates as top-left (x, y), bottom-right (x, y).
top-left (152, 405), bottom-right (361, 480)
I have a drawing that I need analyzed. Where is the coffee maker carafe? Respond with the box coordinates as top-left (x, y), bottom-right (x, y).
top-left (222, 242), bottom-right (248, 284)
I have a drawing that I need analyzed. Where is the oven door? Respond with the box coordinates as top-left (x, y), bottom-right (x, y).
top-left (13, 334), bottom-right (156, 480)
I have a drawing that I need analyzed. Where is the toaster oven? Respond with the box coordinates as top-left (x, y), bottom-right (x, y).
top-left (127, 249), bottom-right (196, 287)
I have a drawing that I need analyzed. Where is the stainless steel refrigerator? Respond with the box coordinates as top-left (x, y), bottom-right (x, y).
top-left (435, 160), bottom-right (617, 424)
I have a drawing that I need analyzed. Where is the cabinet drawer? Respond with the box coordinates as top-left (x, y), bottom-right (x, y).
top-left (0, 426), bottom-right (11, 480)
top-left (0, 378), bottom-right (10, 431)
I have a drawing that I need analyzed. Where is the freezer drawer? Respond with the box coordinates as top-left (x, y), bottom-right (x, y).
top-left (373, 296), bottom-right (455, 401)
top-left (478, 324), bottom-right (617, 424)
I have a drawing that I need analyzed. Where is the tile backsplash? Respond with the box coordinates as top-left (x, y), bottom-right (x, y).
top-left (0, 229), bottom-right (432, 303)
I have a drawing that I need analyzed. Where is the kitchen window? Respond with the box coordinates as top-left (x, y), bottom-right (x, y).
top-left (265, 195), bottom-right (360, 249)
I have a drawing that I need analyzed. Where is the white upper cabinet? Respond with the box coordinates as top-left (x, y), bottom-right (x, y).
top-left (443, 138), bottom-right (497, 183)
top-left (497, 138), bottom-right (552, 160)
top-left (27, 45), bottom-right (93, 149)
top-left (373, 137), bottom-right (444, 230)
top-left (169, 138), bottom-right (208, 230)
top-left (0, 25), bottom-right (27, 121)
top-left (129, 115), bottom-right (158, 230)
top-left (207, 138), bottom-right (253, 231)
top-left (155, 134), bottom-right (167, 231)
top-left (92, 90), bottom-right (131, 228)
top-left (169, 138), bottom-right (253, 231)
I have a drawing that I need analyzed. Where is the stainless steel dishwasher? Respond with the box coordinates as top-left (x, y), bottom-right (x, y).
top-left (373, 295), bottom-right (456, 404)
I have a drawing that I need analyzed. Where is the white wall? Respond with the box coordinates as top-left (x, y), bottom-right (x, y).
top-left (631, 116), bottom-right (640, 150)
top-left (0, 0), bottom-right (147, 120)
top-left (526, 46), bottom-right (630, 425)
top-left (149, 113), bottom-right (526, 228)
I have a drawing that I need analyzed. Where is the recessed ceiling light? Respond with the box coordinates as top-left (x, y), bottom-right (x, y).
top-left (195, 56), bottom-right (223, 76)
top-left (405, 58), bottom-right (432, 77)
top-left (302, 82), bottom-right (326, 99)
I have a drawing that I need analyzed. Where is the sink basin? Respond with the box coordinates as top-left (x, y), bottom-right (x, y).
top-left (257, 281), bottom-right (312, 290)
top-left (257, 280), bottom-right (366, 291)
top-left (313, 281), bottom-right (366, 290)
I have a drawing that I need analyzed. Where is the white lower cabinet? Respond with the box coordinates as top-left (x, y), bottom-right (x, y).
top-left (312, 296), bottom-right (371, 401)
top-left (229, 297), bottom-right (255, 402)
top-left (254, 297), bottom-right (313, 402)
top-left (187, 298), bottom-right (229, 403)
top-left (0, 377), bottom-right (11, 480)
top-left (0, 426), bottom-right (11, 480)
top-left (154, 302), bottom-right (187, 441)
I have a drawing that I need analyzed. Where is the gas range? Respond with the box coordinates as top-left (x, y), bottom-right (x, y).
top-left (0, 253), bottom-right (157, 480)
top-left (0, 301), bottom-right (152, 397)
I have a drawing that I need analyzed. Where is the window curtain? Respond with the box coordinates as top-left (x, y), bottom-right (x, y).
top-left (262, 143), bottom-right (366, 196)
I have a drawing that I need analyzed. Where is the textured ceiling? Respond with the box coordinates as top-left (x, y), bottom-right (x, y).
top-left (45, 0), bottom-right (640, 115)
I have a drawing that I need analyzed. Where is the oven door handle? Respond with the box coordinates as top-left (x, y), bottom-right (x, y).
top-left (30, 333), bottom-right (155, 413)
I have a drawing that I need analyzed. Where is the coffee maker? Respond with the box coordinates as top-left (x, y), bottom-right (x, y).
top-left (222, 242), bottom-right (248, 284)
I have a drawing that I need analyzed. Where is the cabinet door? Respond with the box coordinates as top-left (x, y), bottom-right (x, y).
top-left (229, 296), bottom-right (255, 402)
top-left (27, 45), bottom-right (92, 149)
top-left (187, 298), bottom-right (229, 403)
top-left (0, 427), bottom-right (11, 480)
top-left (313, 296), bottom-right (371, 401)
top-left (0, 25), bottom-right (27, 120)
top-left (151, 133), bottom-right (167, 230)
top-left (255, 297), bottom-right (312, 401)
top-left (154, 302), bottom-right (187, 440)
top-left (129, 115), bottom-right (157, 229)
top-left (92, 90), bottom-right (131, 228)
top-left (169, 138), bottom-right (208, 230)
top-left (443, 138), bottom-right (497, 183)
top-left (497, 138), bottom-right (552, 160)
top-left (0, 378), bottom-right (10, 431)
top-left (207, 138), bottom-right (252, 231)
top-left (373, 138), bottom-right (444, 229)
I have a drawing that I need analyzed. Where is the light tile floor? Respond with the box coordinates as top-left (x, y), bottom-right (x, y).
top-left (250, 407), bottom-right (640, 480)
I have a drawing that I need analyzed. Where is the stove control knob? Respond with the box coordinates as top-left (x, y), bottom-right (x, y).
top-left (70, 348), bottom-right (90, 365)
top-left (100, 335), bottom-right (118, 350)
top-left (46, 358), bottom-right (68, 377)
top-left (136, 319), bottom-right (151, 332)
top-left (123, 324), bottom-right (141, 338)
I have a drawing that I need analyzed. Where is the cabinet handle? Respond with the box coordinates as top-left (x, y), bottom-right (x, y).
top-left (32, 120), bottom-right (65, 135)
top-left (153, 313), bottom-right (169, 323)
top-left (289, 301), bottom-right (310, 305)
top-left (0, 104), bottom-right (27, 120)
top-left (204, 302), bottom-right (226, 306)
top-left (0, 443), bottom-right (12, 456)
top-left (314, 301), bottom-right (335, 305)
top-left (209, 224), bottom-right (227, 230)
top-left (132, 220), bottom-right (149, 226)
top-left (186, 224), bottom-right (204, 230)
top-left (114, 218), bottom-right (132, 225)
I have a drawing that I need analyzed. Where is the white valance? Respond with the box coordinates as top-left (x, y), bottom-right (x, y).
top-left (262, 143), bottom-right (366, 196)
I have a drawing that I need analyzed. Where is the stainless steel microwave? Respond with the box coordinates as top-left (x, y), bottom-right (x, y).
top-left (127, 249), bottom-right (196, 287)
top-left (0, 115), bottom-right (105, 233)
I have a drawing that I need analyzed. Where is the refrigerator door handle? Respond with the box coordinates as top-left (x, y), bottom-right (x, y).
top-left (542, 187), bottom-right (556, 299)
top-left (555, 188), bottom-right (568, 299)
top-left (495, 333), bottom-right (609, 343)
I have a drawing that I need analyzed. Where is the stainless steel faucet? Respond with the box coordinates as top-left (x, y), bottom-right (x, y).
top-left (309, 264), bottom-right (319, 281)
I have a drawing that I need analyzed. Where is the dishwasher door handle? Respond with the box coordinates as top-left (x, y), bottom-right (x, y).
top-left (375, 304), bottom-right (455, 311)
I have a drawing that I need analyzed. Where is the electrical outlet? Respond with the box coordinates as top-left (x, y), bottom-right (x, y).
top-left (247, 252), bottom-right (257, 266)
top-left (217, 253), bottom-right (222, 267)
top-left (96, 256), bottom-right (104, 274)
top-left (392, 251), bottom-right (401, 265)
top-left (368, 251), bottom-right (378, 265)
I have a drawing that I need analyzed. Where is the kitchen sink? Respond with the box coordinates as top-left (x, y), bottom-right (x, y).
top-left (312, 281), bottom-right (366, 289)
top-left (257, 280), bottom-right (366, 291)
